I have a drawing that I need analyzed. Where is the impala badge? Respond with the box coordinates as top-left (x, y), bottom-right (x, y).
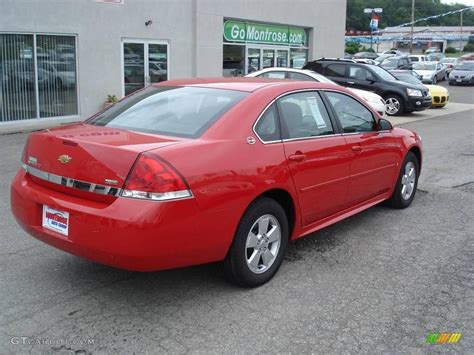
top-left (58, 154), bottom-right (72, 164)
top-left (105, 178), bottom-right (118, 186)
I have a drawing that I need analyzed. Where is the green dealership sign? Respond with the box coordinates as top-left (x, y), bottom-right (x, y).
top-left (224, 20), bottom-right (307, 46)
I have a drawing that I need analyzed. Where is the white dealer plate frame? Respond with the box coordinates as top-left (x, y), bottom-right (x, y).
top-left (42, 205), bottom-right (70, 236)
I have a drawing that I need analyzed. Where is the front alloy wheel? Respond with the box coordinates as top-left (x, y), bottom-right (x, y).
top-left (386, 151), bottom-right (419, 209)
top-left (224, 197), bottom-right (288, 287)
top-left (385, 95), bottom-right (404, 116)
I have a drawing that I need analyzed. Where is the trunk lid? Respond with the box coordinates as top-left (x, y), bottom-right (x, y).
top-left (23, 123), bottom-right (185, 201)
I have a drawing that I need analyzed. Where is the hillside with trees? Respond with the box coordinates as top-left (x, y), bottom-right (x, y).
top-left (346, 0), bottom-right (474, 30)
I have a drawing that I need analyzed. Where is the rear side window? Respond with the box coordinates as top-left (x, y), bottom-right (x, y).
top-left (325, 91), bottom-right (376, 133)
top-left (287, 72), bottom-right (314, 81)
top-left (278, 92), bottom-right (334, 139)
top-left (255, 103), bottom-right (281, 142)
top-left (261, 71), bottom-right (287, 79)
top-left (89, 86), bottom-right (248, 138)
top-left (325, 64), bottom-right (346, 78)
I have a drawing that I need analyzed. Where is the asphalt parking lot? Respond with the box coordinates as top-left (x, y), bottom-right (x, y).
top-left (0, 83), bottom-right (473, 353)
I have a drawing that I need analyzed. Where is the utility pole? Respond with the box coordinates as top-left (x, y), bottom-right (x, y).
top-left (410, 0), bottom-right (415, 54)
top-left (460, 10), bottom-right (463, 52)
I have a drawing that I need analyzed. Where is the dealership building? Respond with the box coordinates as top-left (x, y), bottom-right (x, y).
top-left (0, 0), bottom-right (347, 132)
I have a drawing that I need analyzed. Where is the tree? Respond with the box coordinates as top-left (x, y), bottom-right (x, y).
top-left (346, 0), bottom-right (474, 30)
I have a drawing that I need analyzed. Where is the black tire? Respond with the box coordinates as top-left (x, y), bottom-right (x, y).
top-left (432, 76), bottom-right (437, 84)
top-left (384, 94), bottom-right (404, 116)
top-left (449, 82), bottom-right (454, 86)
top-left (386, 152), bottom-right (419, 209)
top-left (224, 197), bottom-right (289, 287)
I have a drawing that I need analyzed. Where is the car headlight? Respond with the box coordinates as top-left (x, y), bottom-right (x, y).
top-left (407, 88), bottom-right (422, 97)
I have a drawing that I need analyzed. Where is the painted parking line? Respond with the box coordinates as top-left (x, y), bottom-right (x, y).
top-left (389, 102), bottom-right (474, 126)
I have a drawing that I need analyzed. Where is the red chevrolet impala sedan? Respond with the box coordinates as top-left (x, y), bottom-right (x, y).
top-left (11, 78), bottom-right (422, 287)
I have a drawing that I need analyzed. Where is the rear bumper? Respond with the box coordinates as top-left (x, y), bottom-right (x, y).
top-left (11, 170), bottom-right (232, 271)
top-left (405, 97), bottom-right (432, 111)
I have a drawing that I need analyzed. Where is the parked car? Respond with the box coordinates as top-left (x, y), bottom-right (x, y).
top-left (375, 54), bottom-right (395, 64)
top-left (390, 70), bottom-right (449, 108)
top-left (246, 67), bottom-right (386, 116)
top-left (439, 57), bottom-right (460, 77)
top-left (303, 58), bottom-right (432, 115)
top-left (460, 53), bottom-right (474, 61)
top-left (353, 58), bottom-right (377, 65)
top-left (408, 55), bottom-right (428, 63)
top-left (353, 51), bottom-right (378, 60)
top-left (380, 50), bottom-right (405, 56)
top-left (379, 55), bottom-right (413, 70)
top-left (344, 52), bottom-right (353, 59)
top-left (427, 53), bottom-right (445, 62)
top-left (412, 61), bottom-right (447, 84)
top-left (11, 78), bottom-right (423, 287)
top-left (425, 47), bottom-right (441, 54)
top-left (448, 60), bottom-right (474, 85)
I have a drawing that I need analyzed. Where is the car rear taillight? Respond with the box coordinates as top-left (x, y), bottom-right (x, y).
top-left (121, 152), bottom-right (192, 201)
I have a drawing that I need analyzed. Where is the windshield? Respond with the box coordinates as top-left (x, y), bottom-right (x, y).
top-left (454, 62), bottom-right (474, 71)
top-left (370, 65), bottom-right (397, 81)
top-left (393, 74), bottom-right (422, 85)
top-left (413, 63), bottom-right (436, 70)
top-left (88, 86), bottom-right (248, 138)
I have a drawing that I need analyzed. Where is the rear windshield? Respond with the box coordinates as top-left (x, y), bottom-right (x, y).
top-left (413, 63), bottom-right (436, 70)
top-left (88, 86), bottom-right (248, 138)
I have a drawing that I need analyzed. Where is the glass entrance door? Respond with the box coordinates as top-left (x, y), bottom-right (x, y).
top-left (122, 40), bottom-right (168, 96)
top-left (245, 47), bottom-right (290, 74)
top-left (276, 49), bottom-right (289, 67)
top-left (246, 47), bottom-right (260, 74)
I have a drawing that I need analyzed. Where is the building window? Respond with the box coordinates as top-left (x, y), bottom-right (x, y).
top-left (0, 33), bottom-right (78, 122)
top-left (223, 44), bottom-right (244, 77)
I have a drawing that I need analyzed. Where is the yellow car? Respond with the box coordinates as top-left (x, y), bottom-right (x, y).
top-left (425, 85), bottom-right (449, 108)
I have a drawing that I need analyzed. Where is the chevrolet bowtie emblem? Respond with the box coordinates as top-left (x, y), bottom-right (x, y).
top-left (58, 154), bottom-right (72, 164)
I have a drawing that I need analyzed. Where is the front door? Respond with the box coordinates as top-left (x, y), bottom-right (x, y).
top-left (324, 91), bottom-right (400, 205)
top-left (122, 40), bottom-right (169, 96)
top-left (278, 91), bottom-right (352, 226)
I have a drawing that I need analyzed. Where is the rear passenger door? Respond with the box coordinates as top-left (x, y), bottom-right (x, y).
top-left (324, 91), bottom-right (400, 205)
top-left (278, 91), bottom-right (352, 226)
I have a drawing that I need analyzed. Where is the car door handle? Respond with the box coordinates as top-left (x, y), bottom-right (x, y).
top-left (288, 153), bottom-right (307, 162)
top-left (351, 145), bottom-right (362, 152)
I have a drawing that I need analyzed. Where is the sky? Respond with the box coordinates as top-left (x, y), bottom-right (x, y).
top-left (441, 0), bottom-right (474, 5)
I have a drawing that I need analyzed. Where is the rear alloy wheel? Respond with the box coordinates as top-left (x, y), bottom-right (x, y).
top-left (224, 197), bottom-right (288, 287)
top-left (386, 152), bottom-right (419, 209)
top-left (385, 95), bottom-right (404, 116)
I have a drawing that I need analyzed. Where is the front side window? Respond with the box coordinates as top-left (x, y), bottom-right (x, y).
top-left (325, 91), bottom-right (376, 133)
top-left (277, 92), bottom-right (334, 139)
top-left (255, 103), bottom-right (281, 142)
top-left (348, 66), bottom-right (374, 81)
top-left (89, 86), bottom-right (247, 138)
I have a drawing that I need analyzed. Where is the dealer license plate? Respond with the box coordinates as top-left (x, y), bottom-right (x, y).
top-left (42, 205), bottom-right (69, 236)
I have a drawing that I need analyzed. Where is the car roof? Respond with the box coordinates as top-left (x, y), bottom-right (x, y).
top-left (153, 77), bottom-right (344, 93)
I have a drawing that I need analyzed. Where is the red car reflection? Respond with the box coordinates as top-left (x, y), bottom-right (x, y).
top-left (11, 78), bottom-right (422, 287)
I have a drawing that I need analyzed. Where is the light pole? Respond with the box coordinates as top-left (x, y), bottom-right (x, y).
top-left (410, 0), bottom-right (415, 54)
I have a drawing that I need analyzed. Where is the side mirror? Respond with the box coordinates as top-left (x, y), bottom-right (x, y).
top-left (378, 118), bottom-right (392, 131)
